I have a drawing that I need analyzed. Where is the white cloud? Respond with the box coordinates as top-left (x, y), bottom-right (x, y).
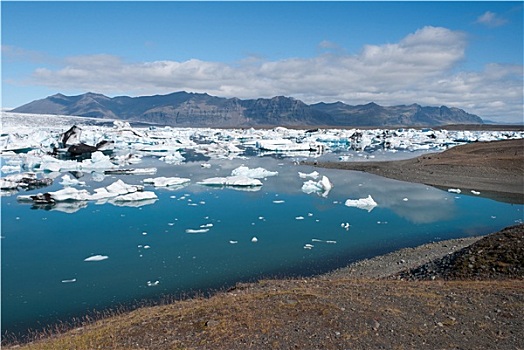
top-left (27, 26), bottom-right (523, 123)
top-left (476, 11), bottom-right (508, 27)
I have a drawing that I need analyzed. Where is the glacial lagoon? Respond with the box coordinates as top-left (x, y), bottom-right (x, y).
top-left (1, 115), bottom-right (523, 337)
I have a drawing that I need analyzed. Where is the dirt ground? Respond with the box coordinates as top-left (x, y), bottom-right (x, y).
top-left (5, 139), bottom-right (524, 350)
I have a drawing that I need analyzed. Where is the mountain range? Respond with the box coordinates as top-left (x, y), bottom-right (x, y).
top-left (11, 91), bottom-right (483, 127)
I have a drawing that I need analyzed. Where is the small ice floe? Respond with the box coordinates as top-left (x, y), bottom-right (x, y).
top-left (201, 163), bottom-right (211, 168)
top-left (298, 171), bottom-right (319, 179)
top-left (143, 176), bottom-right (190, 187)
top-left (143, 245), bottom-right (151, 249)
top-left (159, 151), bottom-right (185, 164)
top-left (448, 188), bottom-right (461, 194)
top-left (186, 228), bottom-right (210, 234)
top-left (1, 173), bottom-right (53, 191)
top-left (341, 222), bottom-right (351, 230)
top-left (301, 175), bottom-right (333, 197)
top-left (229, 240), bottom-right (238, 244)
top-left (344, 195), bottom-right (378, 212)
top-left (273, 200), bottom-right (285, 204)
top-left (200, 223), bottom-right (214, 228)
top-left (112, 191), bottom-right (158, 202)
top-left (60, 174), bottom-right (86, 187)
top-left (231, 165), bottom-right (278, 179)
top-left (84, 254), bottom-right (108, 262)
top-left (304, 244), bottom-right (314, 250)
top-left (471, 190), bottom-right (481, 195)
top-left (105, 168), bottom-right (157, 175)
top-left (251, 236), bottom-right (258, 243)
top-left (147, 280), bottom-right (160, 287)
top-left (295, 216), bottom-right (305, 220)
top-left (61, 278), bottom-right (77, 283)
top-left (1, 164), bottom-right (20, 173)
top-left (402, 197), bottom-right (409, 201)
top-left (198, 176), bottom-right (262, 187)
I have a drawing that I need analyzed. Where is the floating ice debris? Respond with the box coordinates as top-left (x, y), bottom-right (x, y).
top-left (295, 216), bottom-right (305, 220)
top-left (471, 190), bottom-right (481, 195)
top-left (403, 198), bottom-right (409, 201)
top-left (112, 191), bottom-right (158, 202)
top-left (147, 280), bottom-right (160, 287)
top-left (198, 176), bottom-right (263, 187)
top-left (90, 180), bottom-right (144, 200)
top-left (105, 168), bottom-right (157, 175)
top-left (229, 240), bottom-right (238, 244)
top-left (1, 173), bottom-right (53, 191)
top-left (144, 245), bottom-right (151, 249)
top-left (448, 188), bottom-right (462, 194)
top-left (186, 228), bottom-right (210, 234)
top-left (231, 165), bottom-right (278, 179)
top-left (143, 176), bottom-right (190, 187)
top-left (1, 164), bottom-right (20, 173)
top-left (273, 200), bottom-right (285, 204)
top-left (60, 174), bottom-right (86, 187)
top-left (142, 232), bottom-right (148, 235)
top-left (298, 171), bottom-right (319, 179)
top-left (344, 195), bottom-right (378, 212)
top-left (84, 255), bottom-right (108, 262)
top-left (200, 223), bottom-right (214, 228)
top-left (201, 163), bottom-right (211, 168)
top-left (301, 175), bottom-right (333, 197)
top-left (304, 244), bottom-right (314, 249)
top-left (61, 278), bottom-right (77, 283)
top-left (251, 236), bottom-right (258, 243)
top-left (159, 151), bottom-right (185, 164)
top-left (341, 222), bottom-right (351, 230)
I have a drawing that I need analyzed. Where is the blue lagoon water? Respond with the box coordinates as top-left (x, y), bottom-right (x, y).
top-left (2, 155), bottom-right (523, 336)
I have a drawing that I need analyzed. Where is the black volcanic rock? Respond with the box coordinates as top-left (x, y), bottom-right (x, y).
top-left (12, 91), bottom-right (483, 127)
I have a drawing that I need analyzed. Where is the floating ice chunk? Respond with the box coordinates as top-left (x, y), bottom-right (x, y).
top-left (301, 175), bottom-right (333, 197)
top-left (159, 152), bottom-right (185, 164)
top-left (229, 240), bottom-right (238, 244)
top-left (251, 236), bottom-right (258, 243)
top-left (231, 165), bottom-right (278, 179)
top-left (304, 244), bottom-right (314, 249)
top-left (84, 254), bottom-right (108, 262)
top-left (200, 223), bottom-right (214, 228)
top-left (147, 280), bottom-right (160, 287)
top-left (402, 198), bottom-right (409, 201)
top-left (198, 175), bottom-right (263, 187)
top-left (341, 222), bottom-right (351, 230)
top-left (273, 200), bottom-right (285, 204)
top-left (295, 216), bottom-right (305, 220)
top-left (112, 191), bottom-right (158, 202)
top-left (471, 190), bottom-right (481, 195)
top-left (143, 177), bottom-right (190, 187)
top-left (105, 168), bottom-right (157, 175)
top-left (48, 187), bottom-right (91, 202)
top-left (201, 163), bottom-right (211, 168)
top-left (1, 165), bottom-right (20, 173)
top-left (298, 171), bottom-right (319, 179)
top-left (344, 195), bottom-right (378, 212)
top-left (448, 188), bottom-right (461, 194)
top-left (61, 278), bottom-right (77, 283)
top-left (60, 174), bottom-right (86, 187)
top-left (186, 228), bottom-right (210, 234)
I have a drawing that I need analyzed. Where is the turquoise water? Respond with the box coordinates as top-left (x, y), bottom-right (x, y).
top-left (2, 155), bottom-right (523, 337)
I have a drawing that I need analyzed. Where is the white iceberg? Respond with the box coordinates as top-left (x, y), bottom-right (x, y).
top-left (298, 171), bottom-right (319, 179)
top-left (84, 254), bottom-right (108, 262)
top-left (112, 191), bottom-right (158, 202)
top-left (198, 175), bottom-right (263, 187)
top-left (344, 195), bottom-right (378, 212)
top-left (231, 165), bottom-right (278, 179)
top-left (143, 176), bottom-right (190, 187)
top-left (48, 187), bottom-right (91, 202)
top-left (60, 174), bottom-right (86, 187)
top-left (301, 175), bottom-right (333, 197)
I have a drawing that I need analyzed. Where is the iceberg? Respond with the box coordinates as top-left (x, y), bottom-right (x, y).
top-left (231, 165), bottom-right (278, 179)
top-left (301, 175), bottom-right (333, 197)
top-left (198, 175), bottom-right (263, 187)
top-left (143, 177), bottom-right (190, 187)
top-left (112, 191), bottom-right (158, 202)
top-left (344, 195), bottom-right (378, 212)
top-left (84, 254), bottom-right (108, 262)
top-left (298, 171), bottom-right (319, 179)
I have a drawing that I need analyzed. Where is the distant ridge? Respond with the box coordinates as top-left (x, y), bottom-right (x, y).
top-left (12, 91), bottom-right (483, 127)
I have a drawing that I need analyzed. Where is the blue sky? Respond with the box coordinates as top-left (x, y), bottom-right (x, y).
top-left (2, 1), bottom-right (523, 123)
